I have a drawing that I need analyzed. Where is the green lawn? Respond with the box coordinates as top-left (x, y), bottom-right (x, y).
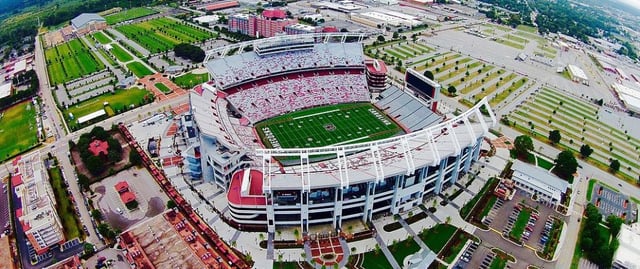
top-left (154, 82), bottom-right (172, 94)
top-left (255, 103), bottom-right (403, 149)
top-left (110, 43), bottom-right (133, 62)
top-left (45, 39), bottom-right (105, 85)
top-left (362, 251), bottom-right (393, 269)
top-left (48, 167), bottom-right (82, 239)
top-left (390, 239), bottom-right (421, 266)
top-left (516, 24), bottom-right (538, 33)
top-left (64, 88), bottom-right (153, 129)
top-left (536, 155), bottom-right (554, 170)
top-left (0, 101), bottom-right (38, 162)
top-left (105, 7), bottom-right (158, 25)
top-left (480, 196), bottom-right (497, 219)
top-left (126, 62), bottom-right (154, 78)
top-left (92, 31), bottom-right (112, 45)
top-left (509, 207), bottom-right (532, 241)
top-left (586, 179), bottom-right (597, 200)
top-left (116, 17), bottom-right (215, 53)
top-left (173, 72), bottom-right (208, 89)
top-left (419, 224), bottom-right (457, 253)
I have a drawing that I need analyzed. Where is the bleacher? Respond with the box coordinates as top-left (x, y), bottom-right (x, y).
top-left (225, 71), bottom-right (369, 124)
top-left (207, 43), bottom-right (364, 88)
top-left (376, 86), bottom-right (442, 132)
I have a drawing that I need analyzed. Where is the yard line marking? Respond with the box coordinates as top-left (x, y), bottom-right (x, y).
top-left (292, 109), bottom-right (340, 120)
top-left (329, 135), bottom-right (370, 147)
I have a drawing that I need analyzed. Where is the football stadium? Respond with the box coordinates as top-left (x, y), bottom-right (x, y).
top-left (180, 33), bottom-right (496, 233)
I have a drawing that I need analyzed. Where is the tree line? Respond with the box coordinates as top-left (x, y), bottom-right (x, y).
top-left (0, 70), bottom-right (38, 110)
top-left (174, 43), bottom-right (205, 63)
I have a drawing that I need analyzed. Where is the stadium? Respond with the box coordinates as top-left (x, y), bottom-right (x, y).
top-left (180, 33), bottom-right (496, 233)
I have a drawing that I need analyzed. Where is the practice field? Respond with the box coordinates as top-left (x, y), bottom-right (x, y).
top-left (110, 43), bottom-right (133, 62)
top-left (105, 7), bottom-right (158, 25)
top-left (64, 88), bottom-right (153, 129)
top-left (126, 62), bottom-right (153, 78)
top-left (115, 17), bottom-right (216, 53)
top-left (45, 38), bottom-right (105, 85)
top-left (255, 103), bottom-right (403, 149)
top-left (0, 101), bottom-right (38, 162)
top-left (173, 72), bottom-right (208, 89)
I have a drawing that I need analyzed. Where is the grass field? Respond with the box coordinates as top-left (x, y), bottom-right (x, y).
top-left (105, 7), bottom-right (158, 25)
top-left (419, 224), bottom-right (458, 253)
top-left (92, 31), bottom-right (112, 45)
top-left (255, 103), bottom-right (403, 149)
top-left (390, 239), bottom-right (420, 266)
top-left (362, 251), bottom-right (393, 269)
top-left (516, 25), bottom-right (537, 33)
top-left (154, 82), bottom-right (172, 94)
top-left (64, 88), bottom-right (152, 129)
top-left (0, 101), bottom-right (38, 162)
top-left (126, 62), bottom-right (153, 78)
top-left (116, 17), bottom-right (215, 53)
top-left (45, 38), bottom-right (105, 85)
top-left (173, 72), bottom-right (208, 88)
top-left (509, 207), bottom-right (532, 241)
top-left (48, 167), bottom-right (82, 239)
top-left (109, 43), bottom-right (133, 62)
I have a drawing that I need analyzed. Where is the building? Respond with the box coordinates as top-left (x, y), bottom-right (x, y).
top-left (70, 13), bottom-right (107, 36)
top-left (284, 24), bottom-right (319, 35)
top-left (0, 82), bottom-right (12, 99)
top-left (228, 9), bottom-right (297, 38)
top-left (203, 0), bottom-right (239, 11)
top-left (351, 11), bottom-right (422, 28)
top-left (43, 255), bottom-right (82, 269)
top-left (188, 33), bottom-right (495, 232)
top-left (365, 59), bottom-right (388, 92)
top-left (566, 64), bottom-right (589, 85)
top-left (194, 15), bottom-right (219, 26)
top-left (510, 160), bottom-right (570, 206)
top-left (12, 154), bottom-right (65, 255)
top-left (612, 223), bottom-right (640, 269)
top-left (611, 83), bottom-right (640, 114)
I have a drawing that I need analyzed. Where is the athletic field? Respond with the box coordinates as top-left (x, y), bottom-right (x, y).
top-left (255, 103), bottom-right (403, 149)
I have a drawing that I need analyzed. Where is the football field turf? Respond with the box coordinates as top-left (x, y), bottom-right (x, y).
top-left (255, 103), bottom-right (403, 149)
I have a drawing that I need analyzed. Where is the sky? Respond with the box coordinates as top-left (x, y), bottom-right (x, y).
top-left (613, 0), bottom-right (640, 10)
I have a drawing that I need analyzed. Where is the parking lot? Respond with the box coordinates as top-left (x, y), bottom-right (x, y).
top-left (90, 167), bottom-right (169, 231)
top-left (591, 183), bottom-right (637, 223)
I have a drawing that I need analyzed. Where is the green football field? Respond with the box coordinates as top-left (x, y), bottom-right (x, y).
top-left (255, 103), bottom-right (403, 149)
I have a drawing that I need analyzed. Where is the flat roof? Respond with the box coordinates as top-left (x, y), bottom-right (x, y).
top-left (227, 169), bottom-right (266, 206)
top-left (0, 82), bottom-right (11, 99)
top-left (77, 109), bottom-right (106, 124)
top-left (567, 64), bottom-right (588, 81)
top-left (612, 83), bottom-right (640, 113)
top-left (512, 160), bottom-right (570, 192)
top-left (614, 223), bottom-right (640, 269)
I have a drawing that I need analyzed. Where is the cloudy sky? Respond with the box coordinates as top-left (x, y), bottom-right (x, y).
top-left (613, 0), bottom-right (640, 10)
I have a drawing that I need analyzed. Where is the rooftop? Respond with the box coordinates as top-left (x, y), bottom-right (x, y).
top-left (0, 82), bottom-right (11, 99)
top-left (227, 169), bottom-right (266, 206)
top-left (567, 64), bottom-right (588, 80)
top-left (71, 13), bottom-right (106, 29)
top-left (511, 160), bottom-right (570, 192)
top-left (88, 139), bottom-right (109, 156)
top-left (614, 223), bottom-right (640, 269)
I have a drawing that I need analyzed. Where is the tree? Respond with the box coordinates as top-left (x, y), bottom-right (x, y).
top-left (553, 150), bottom-right (578, 181)
top-left (580, 144), bottom-right (594, 158)
top-left (167, 200), bottom-right (177, 209)
top-left (548, 130), bottom-right (561, 144)
top-left (129, 149), bottom-right (142, 166)
top-left (447, 85), bottom-right (457, 95)
top-left (83, 243), bottom-right (95, 256)
top-left (392, 31), bottom-right (399, 39)
top-left (174, 43), bottom-right (205, 62)
top-left (609, 159), bottom-right (620, 172)
top-left (91, 209), bottom-right (103, 220)
top-left (423, 70), bottom-right (434, 80)
top-left (606, 215), bottom-right (624, 237)
top-left (513, 135), bottom-right (534, 158)
top-left (377, 35), bottom-right (385, 42)
top-left (86, 155), bottom-right (105, 176)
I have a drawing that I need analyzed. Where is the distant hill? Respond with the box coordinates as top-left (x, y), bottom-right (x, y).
top-left (0, 0), bottom-right (53, 17)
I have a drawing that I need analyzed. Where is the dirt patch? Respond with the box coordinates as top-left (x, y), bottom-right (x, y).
top-left (145, 197), bottom-right (166, 218)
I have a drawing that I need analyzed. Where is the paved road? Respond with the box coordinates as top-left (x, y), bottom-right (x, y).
top-left (80, 35), bottom-right (125, 81)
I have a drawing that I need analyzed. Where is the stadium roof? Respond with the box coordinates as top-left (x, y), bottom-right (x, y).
top-left (71, 13), bottom-right (105, 29)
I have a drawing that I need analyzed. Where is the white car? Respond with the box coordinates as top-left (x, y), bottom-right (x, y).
top-left (116, 208), bottom-right (123, 214)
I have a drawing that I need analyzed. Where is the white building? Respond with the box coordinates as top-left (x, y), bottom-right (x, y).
top-left (510, 160), bottom-right (570, 206)
top-left (612, 223), bottom-right (640, 269)
top-left (567, 64), bottom-right (589, 85)
top-left (611, 83), bottom-right (640, 114)
top-left (12, 153), bottom-right (65, 255)
top-left (194, 15), bottom-right (219, 25)
top-left (0, 82), bottom-right (11, 99)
